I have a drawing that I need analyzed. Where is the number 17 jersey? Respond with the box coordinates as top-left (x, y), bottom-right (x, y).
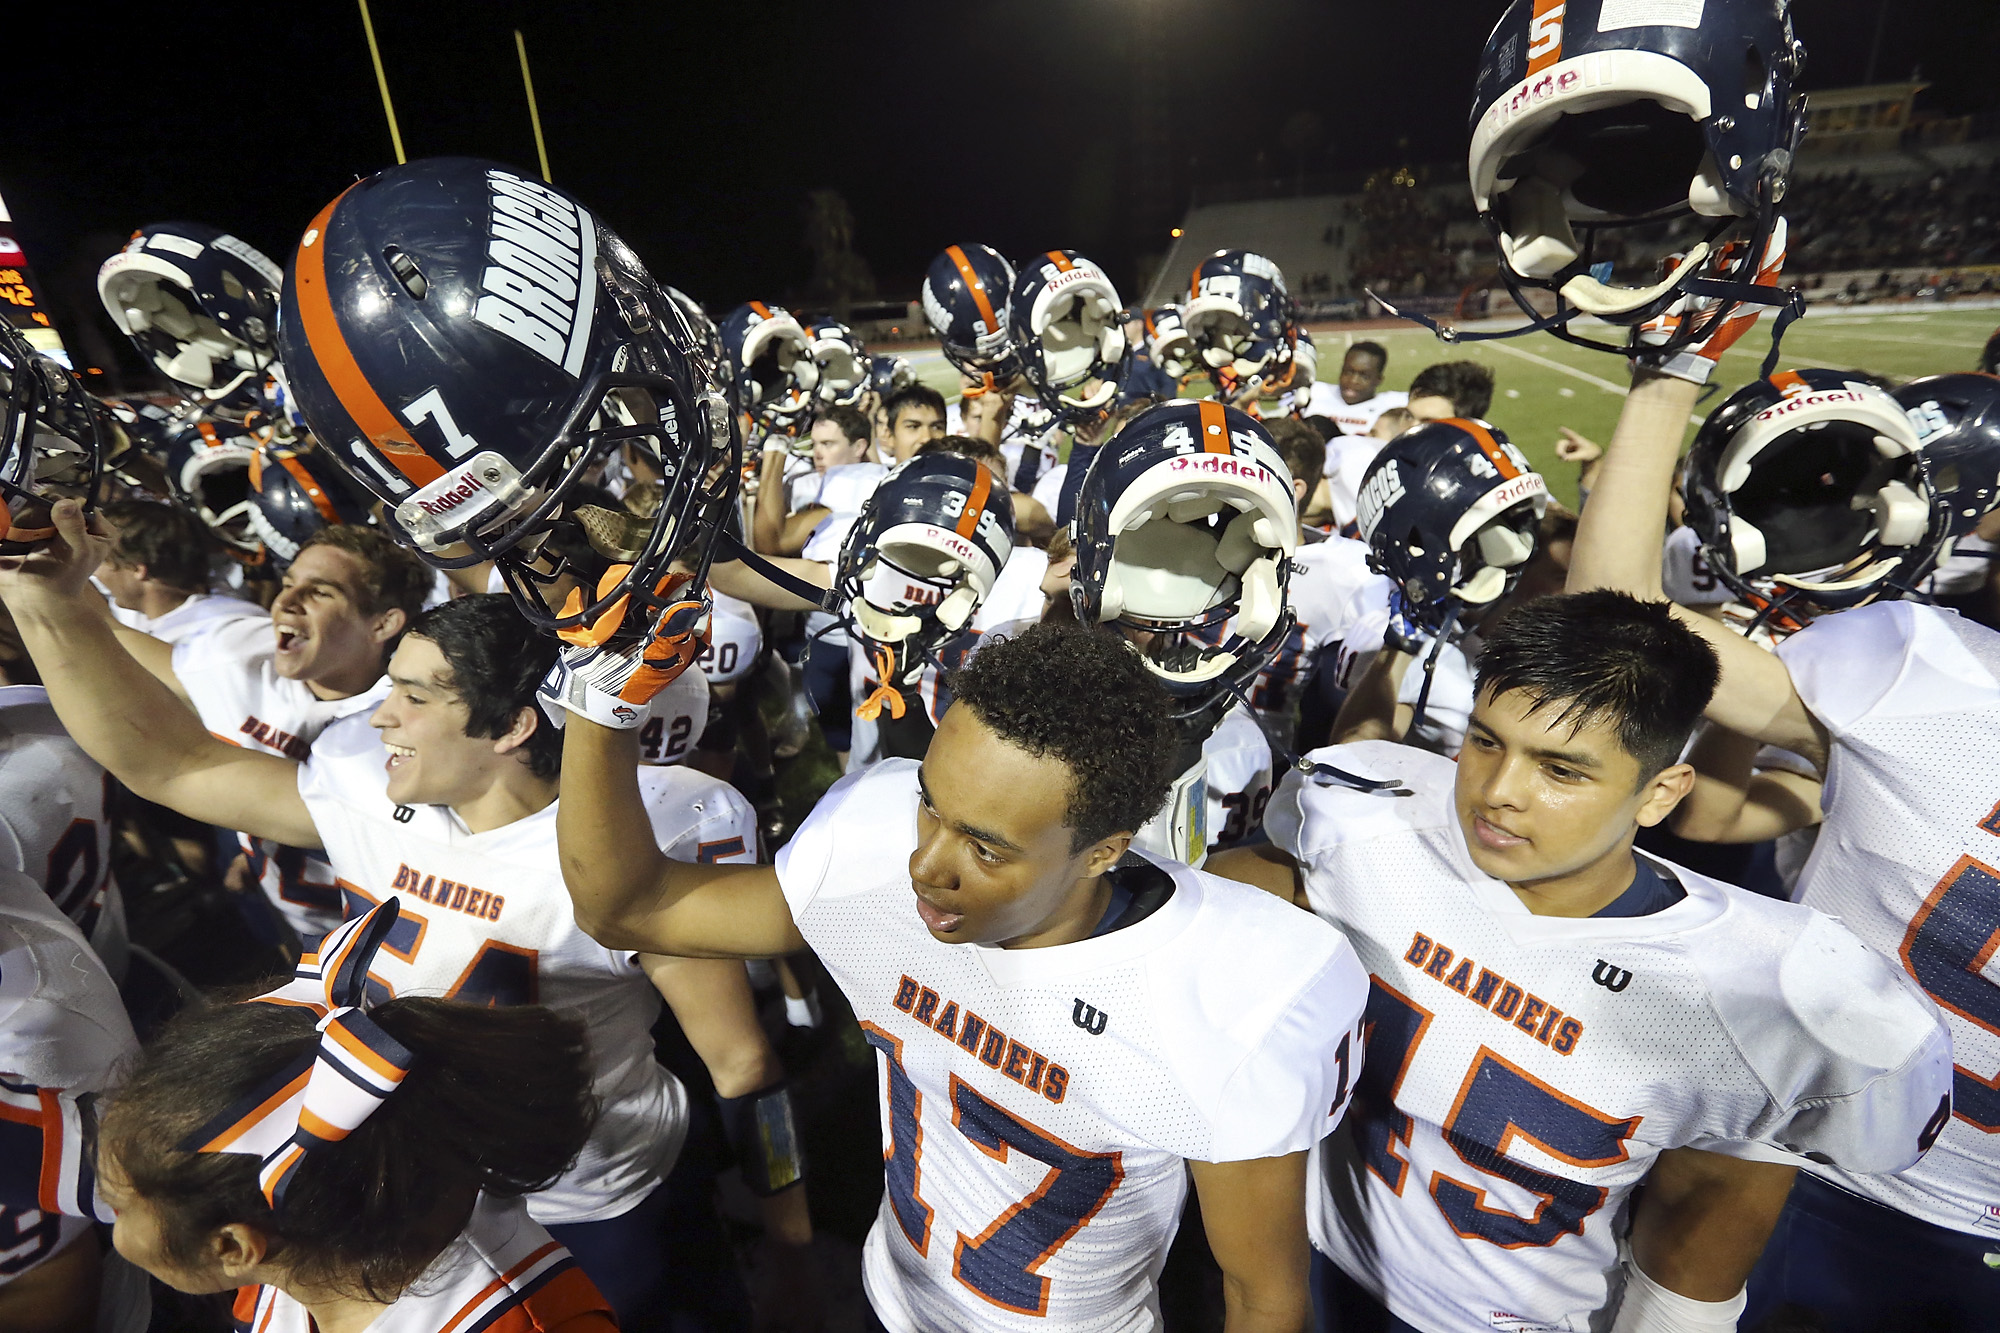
top-left (777, 760), bottom-right (1369, 1333)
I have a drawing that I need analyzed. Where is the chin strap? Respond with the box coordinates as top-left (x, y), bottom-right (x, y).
top-left (1405, 601), bottom-right (1460, 743)
top-left (715, 529), bottom-right (841, 612)
top-left (1212, 677), bottom-right (1411, 798)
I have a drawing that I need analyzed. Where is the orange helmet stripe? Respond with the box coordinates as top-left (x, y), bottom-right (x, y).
top-left (956, 461), bottom-right (994, 538)
top-left (944, 245), bottom-right (999, 335)
top-left (1448, 417), bottom-right (1522, 479)
top-left (1770, 369), bottom-right (1809, 397)
top-left (1526, 0), bottom-right (1566, 75)
top-left (291, 190), bottom-right (443, 487)
top-left (279, 454), bottom-right (341, 523)
top-left (1198, 398), bottom-right (1232, 453)
top-left (1045, 250), bottom-right (1074, 272)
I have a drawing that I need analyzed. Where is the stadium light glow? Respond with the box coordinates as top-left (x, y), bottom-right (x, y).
top-left (1171, 227), bottom-right (1183, 237)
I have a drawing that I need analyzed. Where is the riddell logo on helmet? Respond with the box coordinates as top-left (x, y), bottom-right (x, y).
top-left (414, 468), bottom-right (488, 517)
top-left (1168, 454), bottom-right (1273, 484)
top-left (474, 169), bottom-right (592, 378)
top-left (1045, 266), bottom-right (1100, 293)
top-left (1753, 388), bottom-right (1870, 422)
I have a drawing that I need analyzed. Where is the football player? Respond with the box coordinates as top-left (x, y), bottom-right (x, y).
top-left (1404, 360), bottom-right (1495, 422)
top-left (1569, 355), bottom-right (2000, 1328)
top-left (0, 841), bottom-right (145, 1333)
top-left (94, 499), bottom-right (268, 643)
top-left (1210, 590), bottom-right (1950, 1333)
top-left (110, 524), bottom-right (430, 946)
top-left (1301, 341), bottom-right (1406, 438)
top-left (0, 528), bottom-right (810, 1328)
top-left (881, 383), bottom-right (949, 464)
top-left (544, 616), bottom-right (1370, 1333)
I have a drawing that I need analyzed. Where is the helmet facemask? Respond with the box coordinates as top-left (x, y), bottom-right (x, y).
top-left (0, 329), bottom-right (104, 555)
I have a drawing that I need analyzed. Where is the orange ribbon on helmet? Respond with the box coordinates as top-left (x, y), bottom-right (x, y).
top-left (854, 644), bottom-right (908, 722)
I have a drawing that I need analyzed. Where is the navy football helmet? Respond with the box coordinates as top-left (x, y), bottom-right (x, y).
top-left (273, 158), bottom-right (735, 639)
top-left (1008, 250), bottom-right (1128, 419)
top-left (868, 354), bottom-right (917, 398)
top-left (1898, 373), bottom-right (2000, 541)
top-left (920, 244), bottom-right (1021, 385)
top-left (1070, 399), bottom-right (1297, 715)
top-left (1183, 251), bottom-right (1301, 395)
top-left (97, 222), bottom-right (285, 421)
top-left (804, 317), bottom-right (871, 408)
top-left (163, 418), bottom-right (265, 560)
top-left (834, 451), bottom-right (1015, 696)
top-left (1355, 419), bottom-right (1548, 635)
top-left (0, 322), bottom-right (105, 555)
top-left (1145, 305), bottom-right (1196, 382)
top-left (721, 302), bottom-right (818, 435)
top-left (248, 443), bottom-right (373, 568)
top-left (1681, 370), bottom-right (1933, 614)
top-left (1467, 0), bottom-right (1807, 356)
top-left (663, 286), bottom-right (725, 389)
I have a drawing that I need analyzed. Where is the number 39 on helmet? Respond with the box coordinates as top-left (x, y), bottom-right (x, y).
top-left (274, 157), bottom-right (736, 637)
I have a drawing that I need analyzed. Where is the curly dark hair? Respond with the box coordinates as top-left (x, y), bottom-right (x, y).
top-left (407, 595), bottom-right (561, 779)
top-left (946, 620), bottom-right (1179, 851)
top-left (102, 997), bottom-right (597, 1304)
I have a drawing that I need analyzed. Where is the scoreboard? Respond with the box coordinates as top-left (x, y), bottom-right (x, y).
top-left (0, 189), bottom-right (68, 364)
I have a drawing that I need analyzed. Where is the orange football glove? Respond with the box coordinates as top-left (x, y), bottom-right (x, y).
top-left (1632, 217), bottom-right (1788, 384)
top-left (539, 571), bottom-right (711, 730)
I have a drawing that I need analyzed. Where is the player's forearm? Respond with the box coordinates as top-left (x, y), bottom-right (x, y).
top-left (706, 557), bottom-right (829, 613)
top-left (12, 591), bottom-right (232, 804)
top-left (780, 506), bottom-right (829, 555)
top-left (751, 451), bottom-right (790, 555)
top-left (1566, 370), bottom-right (1699, 597)
top-left (109, 622), bottom-right (193, 704)
top-left (1331, 649), bottom-right (1411, 744)
top-left (1668, 727), bottom-right (1762, 843)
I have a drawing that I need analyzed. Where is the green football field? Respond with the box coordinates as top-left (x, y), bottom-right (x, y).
top-left (914, 304), bottom-right (2000, 510)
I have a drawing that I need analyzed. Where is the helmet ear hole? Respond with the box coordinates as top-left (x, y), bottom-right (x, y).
top-left (384, 246), bottom-right (428, 300)
top-left (1742, 44), bottom-right (1768, 110)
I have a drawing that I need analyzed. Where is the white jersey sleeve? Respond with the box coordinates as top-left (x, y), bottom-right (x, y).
top-left (698, 591), bottom-right (762, 685)
top-left (1773, 601), bottom-right (2000, 1232)
top-left (1660, 525), bottom-right (1732, 607)
top-left (1205, 704), bottom-right (1274, 851)
top-left (1334, 580), bottom-right (1477, 756)
top-left (634, 669), bottom-right (709, 766)
top-left (972, 547), bottom-right (1050, 632)
top-left (0, 688), bottom-right (118, 960)
top-left (640, 765), bottom-right (760, 864)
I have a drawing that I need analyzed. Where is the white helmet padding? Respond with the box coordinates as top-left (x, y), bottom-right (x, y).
top-left (849, 519), bottom-right (1009, 647)
top-left (1470, 50), bottom-right (1733, 317)
top-left (97, 251), bottom-right (261, 398)
top-left (1098, 453), bottom-right (1298, 659)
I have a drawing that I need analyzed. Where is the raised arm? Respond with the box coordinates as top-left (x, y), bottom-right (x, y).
top-left (1668, 725), bottom-right (1822, 844)
top-left (705, 555), bottom-right (831, 614)
top-left (1567, 369), bottom-right (1826, 760)
top-left (555, 716), bottom-right (805, 958)
top-left (108, 622), bottom-right (194, 706)
top-left (0, 503), bottom-right (318, 848)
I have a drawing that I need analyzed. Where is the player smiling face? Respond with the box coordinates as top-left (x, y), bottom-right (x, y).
top-left (909, 705), bottom-right (1129, 947)
top-left (370, 632), bottom-right (543, 809)
top-left (268, 544), bottom-right (403, 691)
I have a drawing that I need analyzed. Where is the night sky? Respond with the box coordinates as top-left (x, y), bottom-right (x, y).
top-left (13, 0), bottom-right (1997, 380)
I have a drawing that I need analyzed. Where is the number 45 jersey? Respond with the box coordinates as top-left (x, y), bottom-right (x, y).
top-left (777, 760), bottom-right (1369, 1333)
top-left (1777, 602), bottom-right (2000, 1235)
top-left (1267, 742), bottom-right (1950, 1333)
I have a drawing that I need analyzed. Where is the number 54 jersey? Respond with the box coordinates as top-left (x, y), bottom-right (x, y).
top-left (776, 760), bottom-right (1369, 1333)
top-left (296, 715), bottom-right (757, 1228)
top-left (1267, 742), bottom-right (1950, 1333)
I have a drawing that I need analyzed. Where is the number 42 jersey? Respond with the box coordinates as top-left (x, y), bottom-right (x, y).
top-left (1268, 742), bottom-right (1950, 1333)
top-left (777, 760), bottom-right (1369, 1333)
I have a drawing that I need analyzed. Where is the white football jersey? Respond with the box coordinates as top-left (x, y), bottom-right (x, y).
top-left (634, 668), bottom-right (709, 766)
top-left (229, 1194), bottom-right (611, 1333)
top-left (778, 761), bottom-right (1368, 1333)
top-left (1304, 385), bottom-right (1407, 439)
top-left (1335, 578), bottom-right (1478, 756)
top-left (1031, 463), bottom-right (1068, 519)
top-left (1321, 436), bottom-right (1384, 535)
top-left (295, 717), bottom-right (726, 1225)
top-left (172, 617), bottom-right (386, 940)
top-left (0, 865), bottom-right (138, 1296)
top-left (700, 590), bottom-right (762, 685)
top-left (973, 547), bottom-right (1051, 633)
top-left (105, 589), bottom-right (269, 644)
top-left (0, 687), bottom-right (125, 975)
top-left (1660, 525), bottom-right (1732, 608)
top-left (1268, 742), bottom-right (1951, 1332)
top-left (1250, 537), bottom-right (1373, 735)
top-left (1777, 601), bottom-right (2000, 1234)
top-left (1200, 703), bottom-right (1274, 853)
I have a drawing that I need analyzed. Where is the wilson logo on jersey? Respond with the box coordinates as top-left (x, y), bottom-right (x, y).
top-left (1405, 931), bottom-right (1584, 1056)
top-left (1071, 1000), bottom-right (1107, 1035)
top-left (474, 169), bottom-right (595, 378)
top-left (238, 714), bottom-right (309, 760)
top-left (1591, 960), bottom-right (1633, 992)
top-left (893, 975), bottom-right (1070, 1103)
top-left (388, 863), bottom-right (504, 922)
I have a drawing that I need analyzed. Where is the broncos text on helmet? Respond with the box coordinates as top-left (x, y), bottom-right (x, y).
top-left (274, 157), bottom-right (736, 642)
top-left (247, 443), bottom-right (373, 569)
top-left (1355, 417), bottom-right (1549, 637)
